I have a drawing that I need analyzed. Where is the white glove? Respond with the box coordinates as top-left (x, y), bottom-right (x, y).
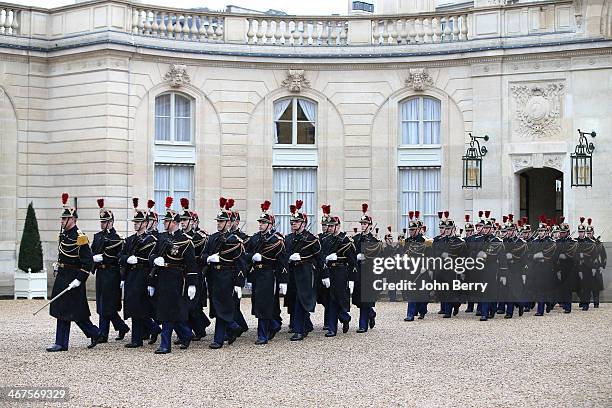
top-left (120, 281), bottom-right (124, 290)
top-left (252, 253), bottom-right (262, 262)
top-left (127, 255), bottom-right (138, 265)
top-left (325, 253), bottom-right (338, 263)
top-left (147, 286), bottom-right (155, 297)
top-left (68, 279), bottom-right (81, 290)
top-left (244, 282), bottom-right (252, 290)
top-left (556, 271), bottom-right (562, 281)
top-left (356, 253), bottom-right (365, 261)
top-left (153, 257), bottom-right (165, 267)
top-left (52, 262), bottom-right (58, 272)
top-left (477, 251), bottom-right (487, 259)
top-left (279, 283), bottom-right (287, 295)
top-left (207, 253), bottom-right (220, 263)
top-left (506, 253), bottom-right (513, 260)
top-left (578, 271), bottom-right (583, 280)
top-left (348, 281), bottom-right (354, 294)
top-left (428, 270), bottom-right (433, 279)
top-left (558, 253), bottom-right (567, 260)
top-left (93, 254), bottom-right (104, 263)
top-left (322, 278), bottom-right (330, 288)
top-left (188, 285), bottom-right (196, 300)
top-left (533, 252), bottom-right (543, 259)
top-left (522, 275), bottom-right (526, 285)
top-left (580, 253), bottom-right (584, 259)
top-left (500, 276), bottom-right (507, 286)
top-left (289, 253), bottom-right (301, 262)
top-left (234, 286), bottom-right (242, 299)
top-left (441, 252), bottom-right (449, 259)
top-left (592, 269), bottom-right (597, 277)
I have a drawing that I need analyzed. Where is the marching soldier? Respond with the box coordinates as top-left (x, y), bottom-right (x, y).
top-left (475, 212), bottom-right (506, 321)
top-left (202, 197), bottom-right (248, 349)
top-left (47, 193), bottom-right (101, 352)
top-left (317, 204), bottom-right (332, 331)
top-left (433, 211), bottom-right (449, 316)
top-left (91, 198), bottom-right (129, 343)
top-left (554, 217), bottom-right (577, 313)
top-left (284, 200), bottom-right (322, 341)
top-left (440, 212), bottom-right (466, 318)
top-left (384, 226), bottom-right (399, 302)
top-left (148, 197), bottom-right (198, 354)
top-left (245, 200), bottom-right (288, 344)
top-left (179, 198), bottom-right (211, 341)
top-left (405, 211), bottom-right (429, 321)
top-left (530, 216), bottom-right (558, 316)
top-left (588, 220), bottom-right (607, 308)
top-left (576, 218), bottom-right (597, 311)
top-left (119, 198), bottom-right (161, 348)
top-left (321, 215), bottom-right (357, 337)
top-left (189, 208), bottom-right (213, 338)
top-left (502, 216), bottom-right (529, 318)
top-left (463, 212), bottom-right (479, 313)
top-left (227, 199), bottom-right (250, 337)
top-left (352, 203), bottom-right (383, 332)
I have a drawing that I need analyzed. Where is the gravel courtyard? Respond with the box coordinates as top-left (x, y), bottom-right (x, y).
top-left (0, 299), bottom-right (610, 407)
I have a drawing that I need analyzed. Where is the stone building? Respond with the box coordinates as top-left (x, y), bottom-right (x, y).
top-left (0, 0), bottom-right (611, 294)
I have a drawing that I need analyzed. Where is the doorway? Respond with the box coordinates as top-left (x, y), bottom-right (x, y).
top-left (519, 167), bottom-right (563, 226)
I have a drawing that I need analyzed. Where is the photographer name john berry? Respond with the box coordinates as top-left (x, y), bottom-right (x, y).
top-left (373, 278), bottom-right (488, 293)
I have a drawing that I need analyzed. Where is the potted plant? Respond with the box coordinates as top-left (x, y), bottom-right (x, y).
top-left (14, 202), bottom-right (47, 299)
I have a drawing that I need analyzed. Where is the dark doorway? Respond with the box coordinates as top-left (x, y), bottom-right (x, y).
top-left (519, 168), bottom-right (563, 226)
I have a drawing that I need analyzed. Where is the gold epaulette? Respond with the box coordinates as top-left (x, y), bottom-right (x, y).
top-left (76, 230), bottom-right (89, 246)
top-left (425, 238), bottom-right (434, 247)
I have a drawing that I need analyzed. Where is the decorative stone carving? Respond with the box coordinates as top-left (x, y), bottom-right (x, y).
top-left (511, 155), bottom-right (533, 173)
top-left (281, 69), bottom-right (310, 93)
top-left (511, 82), bottom-right (565, 139)
top-left (405, 68), bottom-right (433, 92)
top-left (543, 153), bottom-right (565, 171)
top-left (164, 64), bottom-right (191, 88)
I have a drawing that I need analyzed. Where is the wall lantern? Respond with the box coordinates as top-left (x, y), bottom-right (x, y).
top-left (570, 129), bottom-right (595, 187)
top-left (462, 133), bottom-right (489, 188)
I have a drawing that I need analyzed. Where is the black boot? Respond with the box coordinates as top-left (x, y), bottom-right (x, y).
top-left (290, 333), bottom-right (304, 341)
top-left (46, 344), bottom-right (67, 352)
top-left (115, 327), bottom-right (129, 341)
top-left (154, 347), bottom-right (170, 354)
top-left (148, 331), bottom-right (159, 345)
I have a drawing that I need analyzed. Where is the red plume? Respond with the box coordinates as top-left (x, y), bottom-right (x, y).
top-left (508, 214), bottom-right (514, 222)
top-left (518, 220), bottom-right (523, 227)
top-left (387, 226), bottom-right (392, 232)
top-left (362, 203), bottom-right (368, 214)
top-left (579, 216), bottom-right (585, 223)
top-left (289, 204), bottom-right (296, 214)
top-left (484, 210), bottom-right (491, 218)
top-left (552, 217), bottom-right (557, 225)
top-left (415, 210), bottom-right (420, 219)
top-left (225, 198), bottom-right (235, 210)
top-left (295, 200), bottom-right (303, 210)
top-left (465, 214), bottom-right (470, 222)
top-left (321, 204), bottom-right (330, 215)
top-left (180, 198), bottom-right (189, 210)
top-left (444, 210), bottom-right (449, 218)
top-left (408, 211), bottom-right (414, 219)
top-left (478, 210), bottom-right (483, 218)
top-left (353, 227), bottom-right (357, 233)
top-left (422, 225), bottom-right (427, 232)
top-left (261, 200), bottom-right (271, 212)
top-left (147, 199), bottom-right (155, 209)
top-left (587, 218), bottom-right (592, 225)
top-left (61, 193), bottom-right (69, 205)
top-left (539, 215), bottom-right (546, 223)
top-left (97, 198), bottom-right (104, 208)
top-left (219, 197), bottom-right (227, 209)
top-left (559, 216), bottom-right (565, 224)
top-left (503, 216), bottom-right (508, 223)
top-left (437, 211), bottom-right (443, 219)
top-left (165, 196), bottom-right (173, 209)
top-left (132, 198), bottom-right (139, 209)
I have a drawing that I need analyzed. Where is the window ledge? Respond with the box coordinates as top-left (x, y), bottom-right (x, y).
top-left (273, 144), bottom-right (317, 149)
top-left (398, 144), bottom-right (441, 149)
top-left (154, 141), bottom-right (194, 147)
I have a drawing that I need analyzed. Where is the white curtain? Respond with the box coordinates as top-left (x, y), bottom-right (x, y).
top-left (273, 99), bottom-right (291, 143)
top-left (298, 98), bottom-right (316, 123)
top-left (154, 165), bottom-right (194, 229)
top-left (399, 167), bottom-right (440, 235)
top-left (154, 165), bottom-right (171, 217)
top-left (423, 97), bottom-right (441, 144)
top-left (174, 94), bottom-right (191, 142)
top-left (400, 99), bottom-right (419, 144)
top-left (273, 168), bottom-right (317, 234)
top-left (155, 94), bottom-right (171, 141)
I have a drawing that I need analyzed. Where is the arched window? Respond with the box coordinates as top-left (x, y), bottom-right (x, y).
top-left (155, 92), bottom-right (193, 143)
top-left (400, 96), bottom-right (441, 145)
top-left (274, 97), bottom-right (316, 145)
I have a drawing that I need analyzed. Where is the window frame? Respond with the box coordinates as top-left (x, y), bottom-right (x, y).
top-left (154, 92), bottom-right (194, 145)
top-left (153, 163), bottom-right (195, 214)
top-left (398, 167), bottom-right (441, 236)
top-left (399, 96), bottom-right (441, 146)
top-left (273, 97), bottom-right (317, 147)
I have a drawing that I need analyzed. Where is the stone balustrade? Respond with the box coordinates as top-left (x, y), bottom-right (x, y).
top-left (0, 0), bottom-right (583, 47)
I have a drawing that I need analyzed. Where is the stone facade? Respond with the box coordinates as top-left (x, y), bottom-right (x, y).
top-left (0, 0), bottom-right (611, 294)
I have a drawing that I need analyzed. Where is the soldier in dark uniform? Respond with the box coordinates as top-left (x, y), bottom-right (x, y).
top-left (554, 217), bottom-right (577, 313)
top-left (148, 197), bottom-right (198, 354)
top-left (179, 198), bottom-right (211, 341)
top-left (47, 193), bottom-right (101, 352)
top-left (317, 204), bottom-right (332, 331)
top-left (352, 203), bottom-right (383, 332)
top-left (226, 199), bottom-right (249, 337)
top-left (284, 200), bottom-right (323, 341)
top-left (119, 198), bottom-right (160, 348)
top-left (405, 211), bottom-right (429, 321)
top-left (245, 200), bottom-right (288, 344)
top-left (189, 208), bottom-right (213, 338)
top-left (587, 220), bottom-right (606, 308)
top-left (202, 197), bottom-right (248, 349)
top-left (321, 215), bottom-right (357, 337)
top-left (576, 217), bottom-right (597, 311)
top-left (530, 216), bottom-right (558, 316)
top-left (433, 211), bottom-right (449, 315)
top-left (475, 213), bottom-right (505, 321)
top-left (440, 213), bottom-right (466, 318)
top-left (502, 216), bottom-right (528, 318)
top-left (383, 227), bottom-right (399, 302)
top-left (463, 213), bottom-right (478, 313)
top-left (91, 198), bottom-right (129, 343)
